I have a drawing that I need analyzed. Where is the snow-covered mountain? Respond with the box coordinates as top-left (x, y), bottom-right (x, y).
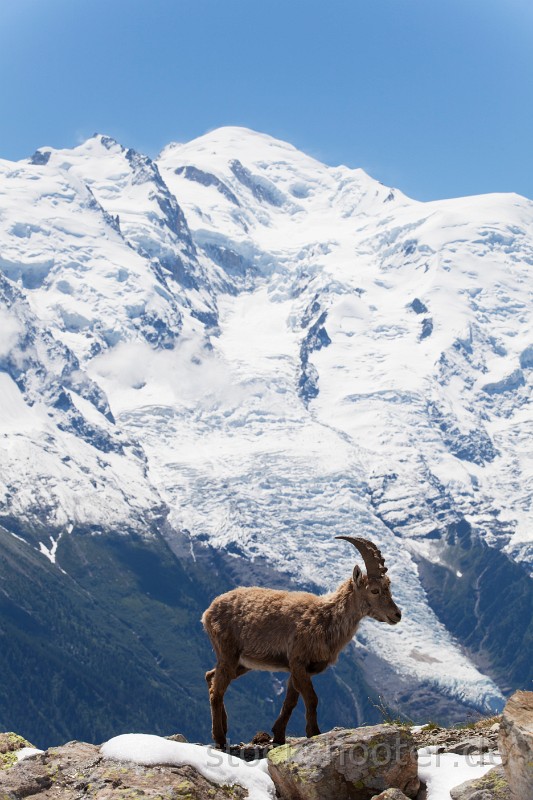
top-left (1, 127), bottom-right (532, 737)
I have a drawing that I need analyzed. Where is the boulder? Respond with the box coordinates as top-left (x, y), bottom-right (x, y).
top-left (267, 724), bottom-right (419, 800)
top-left (166, 732), bottom-right (188, 742)
top-left (499, 690), bottom-right (533, 800)
top-left (448, 737), bottom-right (490, 755)
top-left (450, 765), bottom-right (511, 800)
top-left (0, 739), bottom-right (247, 800)
top-left (371, 790), bottom-right (412, 800)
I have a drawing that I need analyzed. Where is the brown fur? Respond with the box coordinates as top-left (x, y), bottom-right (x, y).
top-left (202, 549), bottom-right (401, 748)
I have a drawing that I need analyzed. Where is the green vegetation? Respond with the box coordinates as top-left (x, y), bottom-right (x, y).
top-left (456, 713), bottom-right (501, 730)
top-left (0, 751), bottom-right (19, 770)
top-left (369, 696), bottom-right (413, 727)
top-left (0, 732), bottom-right (33, 770)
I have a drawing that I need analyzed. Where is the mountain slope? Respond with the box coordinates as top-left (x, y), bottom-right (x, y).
top-left (0, 127), bottom-right (531, 739)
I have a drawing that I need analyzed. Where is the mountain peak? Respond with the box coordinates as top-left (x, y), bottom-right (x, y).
top-left (90, 133), bottom-right (124, 150)
top-left (158, 126), bottom-right (323, 176)
top-left (181, 125), bottom-right (297, 150)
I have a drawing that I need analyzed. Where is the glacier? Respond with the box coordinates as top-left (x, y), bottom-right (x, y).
top-left (0, 126), bottom-right (532, 726)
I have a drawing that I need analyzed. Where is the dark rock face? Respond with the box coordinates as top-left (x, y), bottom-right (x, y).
top-left (0, 273), bottom-right (121, 454)
top-left (203, 243), bottom-right (252, 279)
top-left (482, 368), bottom-right (525, 395)
top-left (267, 725), bottom-right (419, 800)
top-left (121, 146), bottom-right (199, 280)
top-left (299, 311), bottom-right (331, 404)
top-left (0, 740), bottom-right (246, 800)
top-left (449, 765), bottom-right (512, 800)
top-left (428, 402), bottom-right (497, 465)
top-left (519, 344), bottom-right (533, 369)
top-left (175, 165), bottom-right (241, 206)
top-left (409, 298), bottom-right (428, 315)
top-left (29, 150), bottom-right (51, 166)
top-left (419, 317), bottom-right (433, 340)
top-left (229, 159), bottom-right (285, 206)
top-left (499, 691), bottom-right (533, 800)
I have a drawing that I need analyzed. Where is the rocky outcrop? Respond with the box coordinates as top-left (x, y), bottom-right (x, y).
top-left (0, 740), bottom-right (247, 800)
top-left (6, 718), bottom-right (528, 800)
top-left (450, 765), bottom-right (511, 800)
top-left (410, 718), bottom-right (501, 753)
top-left (499, 690), bottom-right (533, 800)
top-left (0, 733), bottom-right (36, 769)
top-left (267, 725), bottom-right (419, 800)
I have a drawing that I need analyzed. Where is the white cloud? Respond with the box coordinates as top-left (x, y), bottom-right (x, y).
top-left (0, 307), bottom-right (23, 358)
top-left (88, 337), bottom-right (249, 415)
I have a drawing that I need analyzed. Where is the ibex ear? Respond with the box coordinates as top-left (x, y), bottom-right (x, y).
top-left (352, 564), bottom-right (363, 587)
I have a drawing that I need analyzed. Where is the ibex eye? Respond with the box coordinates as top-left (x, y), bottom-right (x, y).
top-left (371, 589), bottom-right (380, 595)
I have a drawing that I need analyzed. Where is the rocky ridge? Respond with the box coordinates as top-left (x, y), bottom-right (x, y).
top-left (0, 710), bottom-right (522, 800)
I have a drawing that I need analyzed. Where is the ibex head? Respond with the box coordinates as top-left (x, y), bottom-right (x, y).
top-left (336, 536), bottom-right (402, 625)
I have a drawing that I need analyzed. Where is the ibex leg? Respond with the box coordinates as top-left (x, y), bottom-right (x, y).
top-left (272, 676), bottom-right (300, 744)
top-left (206, 666), bottom-right (228, 739)
top-left (291, 663), bottom-right (320, 738)
top-left (209, 662), bottom-right (234, 748)
top-left (207, 664), bottom-right (249, 686)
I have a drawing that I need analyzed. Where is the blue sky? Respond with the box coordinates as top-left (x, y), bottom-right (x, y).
top-left (1, 0), bottom-right (532, 201)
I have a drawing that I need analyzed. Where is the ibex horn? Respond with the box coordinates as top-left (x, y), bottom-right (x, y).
top-left (335, 536), bottom-right (388, 578)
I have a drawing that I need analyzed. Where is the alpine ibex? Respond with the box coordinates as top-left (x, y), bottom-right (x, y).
top-left (202, 536), bottom-right (401, 748)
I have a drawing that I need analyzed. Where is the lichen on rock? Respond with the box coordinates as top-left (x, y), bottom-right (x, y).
top-left (0, 740), bottom-right (247, 800)
top-left (499, 690), bottom-right (533, 800)
top-left (450, 765), bottom-right (512, 800)
top-left (0, 733), bottom-right (35, 770)
top-left (267, 724), bottom-right (419, 800)
top-left (268, 743), bottom-right (296, 765)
